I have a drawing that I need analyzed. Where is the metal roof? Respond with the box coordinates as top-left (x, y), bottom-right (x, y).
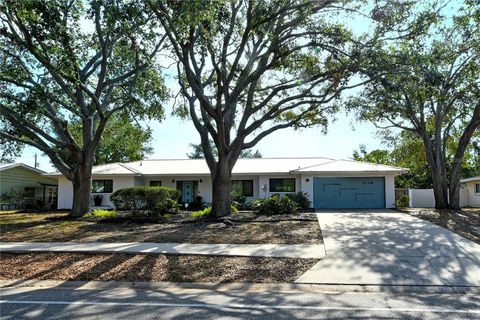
top-left (0, 163), bottom-right (46, 174)
top-left (45, 157), bottom-right (408, 176)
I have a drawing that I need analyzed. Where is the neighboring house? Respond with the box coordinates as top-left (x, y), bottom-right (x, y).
top-left (460, 176), bottom-right (480, 208)
top-left (0, 163), bottom-right (58, 209)
top-left (46, 157), bottom-right (407, 210)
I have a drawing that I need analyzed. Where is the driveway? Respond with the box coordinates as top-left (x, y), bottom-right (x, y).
top-left (296, 210), bottom-right (480, 286)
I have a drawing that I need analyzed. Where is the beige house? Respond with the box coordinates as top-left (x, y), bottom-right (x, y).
top-left (0, 163), bottom-right (58, 210)
top-left (460, 176), bottom-right (480, 208)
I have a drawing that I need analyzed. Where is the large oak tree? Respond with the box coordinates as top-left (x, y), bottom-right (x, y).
top-left (149, 0), bottom-right (411, 217)
top-left (348, 2), bottom-right (480, 208)
top-left (0, 0), bottom-right (167, 216)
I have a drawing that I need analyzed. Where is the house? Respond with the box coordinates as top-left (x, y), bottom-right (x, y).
top-left (0, 163), bottom-right (58, 209)
top-left (46, 157), bottom-right (407, 210)
top-left (460, 176), bottom-right (480, 208)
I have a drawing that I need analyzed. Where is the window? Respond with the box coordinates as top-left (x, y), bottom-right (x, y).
top-left (269, 178), bottom-right (295, 192)
top-left (24, 187), bottom-right (35, 198)
top-left (91, 180), bottom-right (113, 193)
top-left (476, 183), bottom-right (480, 194)
top-left (232, 180), bottom-right (254, 197)
top-left (150, 181), bottom-right (162, 187)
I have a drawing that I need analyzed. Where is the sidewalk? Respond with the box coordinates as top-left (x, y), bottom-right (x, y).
top-left (0, 242), bottom-right (325, 259)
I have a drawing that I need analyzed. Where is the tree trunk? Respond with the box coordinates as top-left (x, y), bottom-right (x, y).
top-left (424, 146), bottom-right (449, 209)
top-left (211, 159), bottom-right (232, 218)
top-left (70, 165), bottom-right (92, 217)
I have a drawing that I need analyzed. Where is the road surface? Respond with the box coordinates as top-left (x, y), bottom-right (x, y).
top-left (1, 285), bottom-right (479, 319)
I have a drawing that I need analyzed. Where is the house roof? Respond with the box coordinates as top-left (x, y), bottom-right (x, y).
top-left (461, 176), bottom-right (480, 183)
top-left (45, 157), bottom-right (408, 177)
top-left (0, 162), bottom-right (46, 174)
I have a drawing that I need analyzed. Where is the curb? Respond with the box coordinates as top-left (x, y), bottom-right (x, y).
top-left (1, 279), bottom-right (479, 294)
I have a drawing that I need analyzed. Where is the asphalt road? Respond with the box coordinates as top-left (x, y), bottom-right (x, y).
top-left (1, 285), bottom-right (479, 320)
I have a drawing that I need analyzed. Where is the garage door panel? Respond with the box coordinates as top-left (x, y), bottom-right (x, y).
top-left (313, 177), bottom-right (385, 209)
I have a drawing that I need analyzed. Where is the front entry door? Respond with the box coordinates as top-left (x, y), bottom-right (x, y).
top-left (182, 182), bottom-right (194, 203)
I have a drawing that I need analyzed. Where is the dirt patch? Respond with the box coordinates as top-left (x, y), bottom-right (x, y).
top-left (0, 253), bottom-right (318, 283)
top-left (403, 208), bottom-right (480, 244)
top-left (0, 212), bottom-right (322, 244)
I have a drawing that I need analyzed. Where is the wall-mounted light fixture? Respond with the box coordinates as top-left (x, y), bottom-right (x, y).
top-left (172, 179), bottom-right (175, 183)
top-left (199, 179), bottom-right (203, 183)
top-left (306, 178), bottom-right (310, 182)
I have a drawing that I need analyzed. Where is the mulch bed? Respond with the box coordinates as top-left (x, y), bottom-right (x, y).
top-left (0, 211), bottom-right (322, 244)
top-left (0, 252), bottom-right (318, 283)
top-left (403, 208), bottom-right (480, 245)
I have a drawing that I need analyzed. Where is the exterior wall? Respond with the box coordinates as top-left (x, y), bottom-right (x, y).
top-left (57, 175), bottom-right (135, 209)
top-left (0, 166), bottom-right (57, 199)
top-left (464, 181), bottom-right (480, 207)
top-left (55, 172), bottom-right (400, 209)
top-left (299, 173), bottom-right (397, 209)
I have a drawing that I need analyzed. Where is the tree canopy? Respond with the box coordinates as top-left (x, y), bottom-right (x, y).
top-left (347, 1), bottom-right (480, 208)
top-left (0, 0), bottom-right (167, 215)
top-left (148, 0), bottom-right (417, 216)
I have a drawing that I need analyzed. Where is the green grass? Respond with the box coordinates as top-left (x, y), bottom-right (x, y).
top-left (81, 209), bottom-right (118, 219)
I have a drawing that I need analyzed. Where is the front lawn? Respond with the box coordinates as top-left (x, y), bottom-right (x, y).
top-left (0, 211), bottom-right (322, 244)
top-left (0, 252), bottom-right (318, 283)
top-left (403, 208), bottom-right (480, 244)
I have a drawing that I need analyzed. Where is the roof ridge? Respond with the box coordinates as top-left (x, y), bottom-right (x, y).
top-left (117, 163), bottom-right (141, 174)
top-left (130, 156), bottom-right (335, 162)
top-left (339, 158), bottom-right (409, 171)
top-left (290, 159), bottom-right (338, 172)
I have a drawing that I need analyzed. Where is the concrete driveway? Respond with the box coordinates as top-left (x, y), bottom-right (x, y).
top-left (296, 210), bottom-right (480, 287)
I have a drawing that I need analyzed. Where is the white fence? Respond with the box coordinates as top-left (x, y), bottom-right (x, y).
top-left (397, 188), bottom-right (469, 208)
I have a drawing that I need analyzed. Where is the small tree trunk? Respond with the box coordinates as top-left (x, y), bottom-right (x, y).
top-left (70, 165), bottom-right (92, 217)
top-left (211, 159), bottom-right (232, 218)
top-left (448, 159), bottom-right (463, 210)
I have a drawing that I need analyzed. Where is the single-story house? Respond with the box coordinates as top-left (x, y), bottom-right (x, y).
top-left (460, 176), bottom-right (480, 208)
top-left (0, 163), bottom-right (58, 209)
top-left (46, 157), bottom-right (407, 210)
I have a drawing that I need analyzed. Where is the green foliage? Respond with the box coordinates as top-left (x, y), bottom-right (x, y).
top-left (82, 209), bottom-right (118, 219)
top-left (191, 207), bottom-right (212, 218)
top-left (283, 192), bottom-right (311, 210)
top-left (191, 205), bottom-right (238, 218)
top-left (110, 186), bottom-right (180, 214)
top-left (252, 195), bottom-right (299, 215)
top-left (69, 114), bottom-right (154, 165)
top-left (395, 195), bottom-right (410, 208)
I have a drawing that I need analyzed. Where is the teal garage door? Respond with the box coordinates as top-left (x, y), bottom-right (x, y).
top-left (313, 177), bottom-right (385, 209)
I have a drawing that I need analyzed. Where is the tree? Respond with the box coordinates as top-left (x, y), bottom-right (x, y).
top-left (348, 2), bottom-right (480, 209)
top-left (149, 0), bottom-right (412, 217)
top-left (70, 114), bottom-right (153, 165)
top-left (0, 1), bottom-right (167, 216)
top-left (187, 140), bottom-right (261, 159)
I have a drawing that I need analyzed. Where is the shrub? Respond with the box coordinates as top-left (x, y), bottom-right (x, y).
top-left (396, 195), bottom-right (410, 208)
top-left (82, 209), bottom-right (118, 219)
top-left (191, 205), bottom-right (238, 218)
top-left (110, 186), bottom-right (180, 214)
top-left (231, 192), bottom-right (252, 210)
top-left (252, 194), bottom-right (298, 215)
top-left (283, 192), bottom-right (310, 209)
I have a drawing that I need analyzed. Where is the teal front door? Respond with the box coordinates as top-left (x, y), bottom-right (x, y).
top-left (313, 177), bottom-right (385, 209)
top-left (182, 182), bottom-right (194, 203)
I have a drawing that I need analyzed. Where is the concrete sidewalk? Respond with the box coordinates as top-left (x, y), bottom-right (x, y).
top-left (0, 242), bottom-right (325, 259)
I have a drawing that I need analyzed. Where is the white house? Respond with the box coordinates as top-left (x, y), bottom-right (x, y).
top-left (46, 157), bottom-right (408, 210)
top-left (460, 176), bottom-right (480, 208)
